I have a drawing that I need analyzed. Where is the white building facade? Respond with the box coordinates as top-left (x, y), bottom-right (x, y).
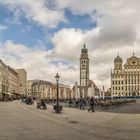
top-left (111, 54), bottom-right (140, 97)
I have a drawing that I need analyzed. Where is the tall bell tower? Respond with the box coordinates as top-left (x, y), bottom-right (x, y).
top-left (79, 43), bottom-right (89, 98)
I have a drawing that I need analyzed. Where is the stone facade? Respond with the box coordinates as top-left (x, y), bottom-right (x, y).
top-left (15, 69), bottom-right (27, 96)
top-left (72, 80), bottom-right (99, 99)
top-left (0, 60), bottom-right (26, 99)
top-left (27, 80), bottom-right (35, 96)
top-left (8, 66), bottom-right (19, 95)
top-left (111, 54), bottom-right (140, 97)
top-left (29, 79), bottom-right (71, 100)
top-left (0, 60), bottom-right (9, 99)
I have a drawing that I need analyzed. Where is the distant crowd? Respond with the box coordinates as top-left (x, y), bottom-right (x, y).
top-left (7, 95), bottom-right (136, 112)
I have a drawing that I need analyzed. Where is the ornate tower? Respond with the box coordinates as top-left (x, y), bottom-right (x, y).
top-left (114, 54), bottom-right (123, 74)
top-left (79, 43), bottom-right (89, 98)
top-left (111, 54), bottom-right (123, 98)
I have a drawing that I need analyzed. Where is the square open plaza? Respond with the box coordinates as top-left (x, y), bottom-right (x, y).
top-left (0, 100), bottom-right (140, 140)
top-left (0, 1), bottom-right (140, 139)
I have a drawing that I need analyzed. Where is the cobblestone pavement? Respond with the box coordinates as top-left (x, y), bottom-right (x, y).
top-left (0, 101), bottom-right (140, 140)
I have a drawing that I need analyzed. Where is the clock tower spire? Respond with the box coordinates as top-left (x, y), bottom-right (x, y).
top-left (79, 43), bottom-right (89, 98)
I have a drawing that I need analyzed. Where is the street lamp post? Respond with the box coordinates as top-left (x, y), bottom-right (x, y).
top-left (54, 73), bottom-right (63, 113)
top-left (55, 73), bottom-right (60, 106)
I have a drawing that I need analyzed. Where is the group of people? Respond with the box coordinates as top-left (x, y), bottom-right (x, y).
top-left (22, 96), bottom-right (47, 109)
top-left (22, 96), bottom-right (34, 105)
top-left (37, 99), bottom-right (47, 109)
top-left (79, 96), bottom-right (95, 112)
top-left (22, 95), bottom-right (95, 112)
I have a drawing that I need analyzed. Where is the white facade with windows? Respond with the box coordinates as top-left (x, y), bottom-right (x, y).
top-left (30, 80), bottom-right (71, 100)
top-left (111, 54), bottom-right (140, 97)
top-left (0, 59), bottom-right (24, 100)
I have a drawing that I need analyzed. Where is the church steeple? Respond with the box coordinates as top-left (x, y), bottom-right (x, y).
top-left (114, 54), bottom-right (122, 62)
top-left (114, 54), bottom-right (123, 73)
top-left (81, 43), bottom-right (88, 59)
top-left (80, 43), bottom-right (89, 98)
top-left (81, 43), bottom-right (88, 54)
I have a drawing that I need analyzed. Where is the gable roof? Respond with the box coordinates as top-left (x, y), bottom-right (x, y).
top-left (89, 80), bottom-right (99, 90)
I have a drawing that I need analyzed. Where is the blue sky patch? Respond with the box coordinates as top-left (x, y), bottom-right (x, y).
top-left (0, 4), bottom-right (97, 50)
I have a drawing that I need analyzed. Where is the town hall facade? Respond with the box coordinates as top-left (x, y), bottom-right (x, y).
top-left (111, 54), bottom-right (140, 97)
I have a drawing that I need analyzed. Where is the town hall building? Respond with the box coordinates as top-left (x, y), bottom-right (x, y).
top-left (111, 54), bottom-right (140, 98)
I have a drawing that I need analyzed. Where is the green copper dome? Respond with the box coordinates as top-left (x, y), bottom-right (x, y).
top-left (114, 55), bottom-right (122, 62)
top-left (81, 43), bottom-right (88, 53)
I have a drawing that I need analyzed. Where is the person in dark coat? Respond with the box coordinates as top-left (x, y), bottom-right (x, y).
top-left (41, 99), bottom-right (47, 109)
top-left (79, 96), bottom-right (84, 110)
top-left (88, 96), bottom-right (95, 112)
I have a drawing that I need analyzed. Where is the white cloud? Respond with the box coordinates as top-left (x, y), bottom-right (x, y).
top-left (50, 26), bottom-right (140, 89)
top-left (55, 0), bottom-right (140, 16)
top-left (51, 28), bottom-right (85, 60)
top-left (50, 0), bottom-right (140, 58)
top-left (0, 40), bottom-right (79, 86)
top-left (49, 0), bottom-right (140, 89)
top-left (0, 0), bottom-right (66, 28)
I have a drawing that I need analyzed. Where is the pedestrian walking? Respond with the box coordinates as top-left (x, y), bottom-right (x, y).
top-left (88, 96), bottom-right (95, 112)
top-left (79, 96), bottom-right (84, 110)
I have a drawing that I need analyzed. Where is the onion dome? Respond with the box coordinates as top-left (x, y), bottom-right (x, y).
top-left (81, 43), bottom-right (88, 53)
top-left (114, 55), bottom-right (122, 62)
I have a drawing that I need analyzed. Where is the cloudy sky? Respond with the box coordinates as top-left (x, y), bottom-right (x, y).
top-left (0, 0), bottom-right (140, 90)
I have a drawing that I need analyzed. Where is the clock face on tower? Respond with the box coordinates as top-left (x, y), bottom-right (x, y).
top-left (81, 64), bottom-right (85, 68)
top-left (81, 59), bottom-right (87, 68)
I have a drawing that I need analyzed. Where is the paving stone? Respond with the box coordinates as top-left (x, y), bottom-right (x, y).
top-left (0, 100), bottom-right (140, 140)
